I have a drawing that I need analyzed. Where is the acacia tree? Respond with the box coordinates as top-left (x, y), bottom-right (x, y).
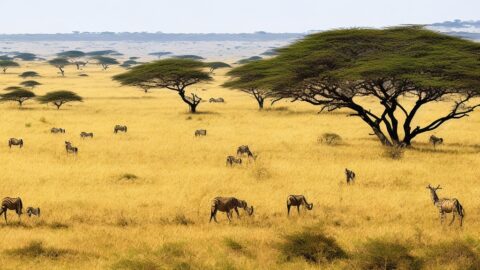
top-left (37, 90), bottom-right (83, 109)
top-left (113, 59), bottom-right (212, 113)
top-left (57, 50), bottom-right (86, 70)
top-left (20, 80), bottom-right (41, 89)
top-left (48, 58), bottom-right (71, 76)
top-left (19, 71), bottom-right (40, 78)
top-left (1, 89), bottom-right (35, 106)
top-left (149, 52), bottom-right (172, 58)
top-left (0, 60), bottom-right (20, 73)
top-left (13, 53), bottom-right (37, 61)
top-left (93, 56), bottom-right (119, 70)
top-left (237, 27), bottom-right (480, 146)
top-left (206, 62), bottom-right (231, 73)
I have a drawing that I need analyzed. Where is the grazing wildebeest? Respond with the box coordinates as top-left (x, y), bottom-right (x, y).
top-left (65, 141), bottom-right (78, 154)
top-left (80, 132), bottom-right (94, 138)
top-left (114, 125), bottom-right (127, 133)
top-left (226, 156), bottom-right (242, 166)
top-left (8, 138), bottom-right (23, 148)
top-left (195, 129), bottom-right (207, 137)
top-left (0, 197), bottom-right (23, 224)
top-left (426, 184), bottom-right (464, 226)
top-left (51, 127), bottom-right (65, 134)
top-left (237, 145), bottom-right (254, 159)
top-left (287, 195), bottom-right (313, 216)
top-left (209, 97), bottom-right (225, 103)
top-left (429, 135), bottom-right (443, 149)
top-left (345, 168), bottom-right (356, 184)
top-left (26, 207), bottom-right (40, 217)
top-left (210, 197), bottom-right (254, 223)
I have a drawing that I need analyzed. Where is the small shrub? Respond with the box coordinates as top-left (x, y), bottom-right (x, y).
top-left (48, 221), bottom-right (69, 229)
top-left (25, 123), bottom-right (31, 128)
top-left (383, 146), bottom-right (404, 160)
top-left (251, 165), bottom-right (271, 181)
top-left (319, 133), bottom-right (342, 145)
top-left (355, 239), bottom-right (420, 270)
top-left (224, 238), bottom-right (243, 251)
top-left (159, 242), bottom-right (189, 259)
top-left (112, 258), bottom-right (159, 270)
top-left (424, 239), bottom-right (480, 270)
top-left (39, 117), bottom-right (48, 124)
top-left (278, 228), bottom-right (346, 264)
top-left (173, 214), bottom-right (194, 226)
top-left (6, 241), bottom-right (74, 259)
top-left (119, 173), bottom-right (138, 181)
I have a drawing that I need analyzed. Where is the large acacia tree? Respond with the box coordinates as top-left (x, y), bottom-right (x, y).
top-left (1, 89), bottom-right (35, 107)
top-left (113, 59), bottom-right (211, 113)
top-left (230, 27), bottom-right (480, 146)
top-left (37, 90), bottom-right (83, 109)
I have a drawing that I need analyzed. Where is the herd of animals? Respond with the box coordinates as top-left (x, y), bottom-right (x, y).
top-left (0, 127), bottom-right (463, 226)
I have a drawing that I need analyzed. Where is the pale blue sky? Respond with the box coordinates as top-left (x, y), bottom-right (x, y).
top-left (0, 0), bottom-right (479, 34)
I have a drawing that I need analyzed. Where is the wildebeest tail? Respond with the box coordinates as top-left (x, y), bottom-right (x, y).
top-left (455, 200), bottom-right (465, 217)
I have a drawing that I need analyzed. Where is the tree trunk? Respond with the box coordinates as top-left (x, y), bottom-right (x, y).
top-left (190, 104), bottom-right (198, 113)
top-left (2, 68), bottom-right (6, 74)
top-left (59, 68), bottom-right (65, 77)
top-left (178, 90), bottom-right (200, 114)
top-left (257, 98), bottom-right (264, 109)
top-left (18, 100), bottom-right (23, 107)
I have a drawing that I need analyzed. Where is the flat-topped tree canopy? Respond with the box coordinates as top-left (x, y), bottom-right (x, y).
top-left (0, 55), bottom-right (12, 61)
top-left (235, 27), bottom-right (480, 146)
top-left (4, 86), bottom-right (26, 91)
top-left (86, 50), bottom-right (118, 56)
top-left (13, 53), bottom-right (37, 61)
top-left (19, 71), bottom-right (40, 78)
top-left (0, 60), bottom-right (20, 73)
top-left (173, 55), bottom-right (205, 60)
top-left (113, 58), bottom-right (212, 112)
top-left (93, 56), bottom-right (119, 70)
top-left (149, 52), bottom-right (172, 58)
top-left (48, 58), bottom-right (71, 76)
top-left (206, 62), bottom-right (231, 72)
top-left (37, 90), bottom-right (83, 109)
top-left (20, 80), bottom-right (42, 89)
top-left (57, 50), bottom-right (86, 69)
top-left (235, 56), bottom-right (262, 64)
top-left (0, 89), bottom-right (35, 106)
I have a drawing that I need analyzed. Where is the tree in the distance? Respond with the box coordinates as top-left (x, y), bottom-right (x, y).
top-left (1, 89), bottom-right (35, 106)
top-left (93, 56), bottom-right (119, 70)
top-left (20, 80), bottom-right (42, 89)
top-left (0, 60), bottom-right (20, 73)
top-left (206, 62), bottom-right (231, 73)
top-left (13, 53), bottom-right (37, 61)
top-left (113, 59), bottom-right (212, 113)
top-left (19, 71), bottom-right (40, 78)
top-left (37, 90), bottom-right (83, 109)
top-left (48, 58), bottom-right (71, 76)
top-left (57, 50), bottom-right (87, 70)
top-left (149, 52), bottom-right (172, 58)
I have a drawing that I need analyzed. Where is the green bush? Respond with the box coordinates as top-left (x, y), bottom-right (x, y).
top-left (6, 241), bottom-right (74, 259)
top-left (424, 239), bottom-right (480, 270)
top-left (111, 258), bottom-right (159, 270)
top-left (355, 239), bottom-right (419, 270)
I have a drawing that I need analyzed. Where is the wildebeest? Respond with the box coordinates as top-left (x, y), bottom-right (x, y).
top-left (209, 97), bottom-right (225, 103)
top-left (210, 197), bottom-right (254, 223)
top-left (287, 195), bottom-right (313, 216)
top-left (429, 135), bottom-right (443, 149)
top-left (80, 132), bottom-right (94, 138)
top-left (65, 141), bottom-right (78, 154)
top-left (51, 127), bottom-right (65, 134)
top-left (345, 168), bottom-right (356, 184)
top-left (195, 129), bottom-right (207, 137)
top-left (8, 138), bottom-right (23, 148)
top-left (226, 156), bottom-right (242, 166)
top-left (0, 197), bottom-right (23, 223)
top-left (237, 145), bottom-right (254, 158)
top-left (114, 125), bottom-right (127, 133)
top-left (26, 207), bottom-right (40, 217)
top-left (426, 184), bottom-right (465, 226)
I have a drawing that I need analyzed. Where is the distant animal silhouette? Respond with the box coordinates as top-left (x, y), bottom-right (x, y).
top-left (65, 141), bottom-right (78, 154)
top-left (0, 197), bottom-right (23, 224)
top-left (237, 145), bottom-right (254, 159)
top-left (80, 132), bottom-right (93, 138)
top-left (426, 184), bottom-right (464, 226)
top-left (114, 125), bottom-right (127, 133)
top-left (209, 98), bottom-right (225, 103)
top-left (8, 138), bottom-right (23, 148)
top-left (345, 168), bottom-right (356, 184)
top-left (287, 195), bottom-right (313, 216)
top-left (26, 207), bottom-right (40, 217)
top-left (195, 129), bottom-right (207, 136)
top-left (226, 156), bottom-right (242, 166)
top-left (210, 197), bottom-right (253, 223)
top-left (429, 135), bottom-right (443, 149)
top-left (51, 127), bottom-right (65, 134)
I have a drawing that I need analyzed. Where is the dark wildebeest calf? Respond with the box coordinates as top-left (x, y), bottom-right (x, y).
top-left (0, 197), bottom-right (23, 224)
top-left (209, 97), bottom-right (225, 103)
top-left (226, 156), bottom-right (242, 166)
top-left (114, 125), bottom-right (127, 133)
top-left (429, 135), bottom-right (443, 149)
top-left (51, 127), bottom-right (65, 134)
top-left (65, 141), bottom-right (78, 154)
top-left (210, 197), bottom-right (254, 223)
top-left (345, 168), bottom-right (356, 184)
top-left (80, 132), bottom-right (94, 138)
top-left (8, 138), bottom-right (23, 148)
top-left (195, 129), bottom-right (207, 137)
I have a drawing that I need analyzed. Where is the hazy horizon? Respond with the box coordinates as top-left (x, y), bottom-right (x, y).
top-left (1, 0), bottom-right (479, 34)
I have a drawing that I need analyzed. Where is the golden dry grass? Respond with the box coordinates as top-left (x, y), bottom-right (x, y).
top-left (0, 62), bottom-right (479, 269)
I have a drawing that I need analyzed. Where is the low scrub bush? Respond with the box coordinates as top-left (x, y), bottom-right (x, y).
top-left (423, 239), bottom-right (480, 270)
top-left (6, 241), bottom-right (75, 259)
top-left (112, 258), bottom-right (159, 270)
top-left (354, 238), bottom-right (420, 270)
top-left (319, 133), bottom-right (342, 145)
top-left (383, 146), bottom-right (404, 160)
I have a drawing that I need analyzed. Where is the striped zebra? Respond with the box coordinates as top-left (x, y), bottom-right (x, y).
top-left (345, 168), bottom-right (356, 184)
top-left (426, 184), bottom-right (465, 226)
top-left (287, 195), bottom-right (313, 216)
top-left (80, 132), bottom-right (94, 138)
top-left (237, 145), bottom-right (254, 158)
top-left (210, 197), bottom-right (254, 223)
top-left (209, 97), bottom-right (225, 103)
top-left (65, 141), bottom-right (78, 154)
top-left (26, 207), bottom-right (40, 217)
top-left (0, 197), bottom-right (23, 223)
top-left (51, 127), bottom-right (65, 134)
top-left (114, 125), bottom-right (127, 133)
top-left (226, 156), bottom-right (242, 166)
top-left (8, 138), bottom-right (23, 148)
top-left (429, 135), bottom-right (443, 149)
top-left (195, 129), bottom-right (207, 137)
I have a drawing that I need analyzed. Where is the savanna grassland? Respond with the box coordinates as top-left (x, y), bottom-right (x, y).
top-left (0, 61), bottom-right (479, 270)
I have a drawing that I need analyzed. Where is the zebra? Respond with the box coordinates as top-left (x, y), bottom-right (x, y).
top-left (345, 168), bottom-right (356, 184)
top-left (26, 207), bottom-right (40, 217)
top-left (8, 138), bottom-right (23, 148)
top-left (226, 156), bottom-right (242, 166)
top-left (80, 132), bottom-right (94, 138)
top-left (210, 197), bottom-right (254, 223)
top-left (195, 129), bottom-right (207, 137)
top-left (426, 184), bottom-right (465, 227)
top-left (65, 141), bottom-right (78, 154)
top-left (429, 135), bottom-right (443, 149)
top-left (287, 195), bottom-right (313, 216)
top-left (51, 127), bottom-right (65, 134)
top-left (114, 125), bottom-right (127, 133)
top-left (0, 197), bottom-right (23, 224)
top-left (209, 97), bottom-right (225, 103)
top-left (237, 145), bottom-right (254, 159)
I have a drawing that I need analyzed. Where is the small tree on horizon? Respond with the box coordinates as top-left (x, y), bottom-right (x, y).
top-left (37, 90), bottom-right (83, 109)
top-left (113, 59), bottom-right (212, 113)
top-left (1, 89), bottom-right (36, 106)
top-left (57, 50), bottom-right (87, 70)
top-left (48, 58), bottom-right (71, 76)
top-left (19, 71), bottom-right (40, 78)
top-left (20, 80), bottom-right (42, 89)
top-left (93, 56), bottom-right (119, 70)
top-left (13, 53), bottom-right (37, 61)
top-left (0, 60), bottom-right (20, 73)
top-left (206, 62), bottom-right (231, 73)
top-left (149, 52), bottom-right (172, 58)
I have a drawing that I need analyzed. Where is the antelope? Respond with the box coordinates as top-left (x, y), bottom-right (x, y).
top-left (210, 197), bottom-right (254, 223)
top-left (426, 184), bottom-right (465, 226)
top-left (65, 141), bottom-right (78, 154)
top-left (114, 125), bottom-right (127, 133)
top-left (8, 138), bottom-right (23, 148)
top-left (26, 207), bottom-right (40, 217)
top-left (0, 197), bottom-right (23, 224)
top-left (51, 127), bottom-right (65, 134)
top-left (226, 156), bottom-right (242, 166)
top-left (237, 145), bottom-right (254, 159)
top-left (195, 129), bottom-right (207, 137)
top-left (345, 168), bottom-right (356, 184)
top-left (80, 132), bottom-right (94, 138)
top-left (287, 195), bottom-right (313, 216)
top-left (429, 135), bottom-right (443, 149)
top-left (209, 97), bottom-right (225, 103)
